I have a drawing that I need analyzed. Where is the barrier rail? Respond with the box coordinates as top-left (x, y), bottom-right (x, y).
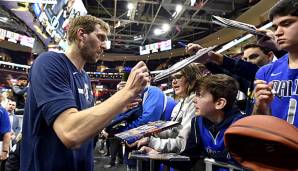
top-left (204, 158), bottom-right (244, 171)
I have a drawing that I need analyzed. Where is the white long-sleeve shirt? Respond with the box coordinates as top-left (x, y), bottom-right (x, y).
top-left (148, 93), bottom-right (196, 153)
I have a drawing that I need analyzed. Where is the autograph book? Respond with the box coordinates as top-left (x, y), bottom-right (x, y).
top-left (115, 120), bottom-right (179, 144)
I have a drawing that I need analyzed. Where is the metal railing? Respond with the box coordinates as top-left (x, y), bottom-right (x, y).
top-left (204, 158), bottom-right (244, 171)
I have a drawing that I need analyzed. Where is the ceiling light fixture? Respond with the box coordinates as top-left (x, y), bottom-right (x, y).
top-left (172, 11), bottom-right (177, 18)
top-left (190, 0), bottom-right (196, 6)
top-left (154, 28), bottom-right (162, 36)
top-left (172, 4), bottom-right (183, 18)
top-left (133, 35), bottom-right (143, 41)
top-left (153, 23), bottom-right (170, 36)
top-left (175, 4), bottom-right (183, 13)
top-left (162, 23), bottom-right (170, 32)
top-left (127, 3), bottom-right (134, 10)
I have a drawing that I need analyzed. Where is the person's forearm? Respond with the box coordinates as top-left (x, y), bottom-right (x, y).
top-left (210, 52), bottom-right (224, 65)
top-left (2, 133), bottom-right (11, 152)
top-left (222, 57), bottom-right (259, 81)
top-left (148, 136), bottom-right (182, 153)
top-left (156, 129), bottom-right (174, 138)
top-left (54, 87), bottom-right (135, 149)
top-left (252, 104), bottom-right (272, 115)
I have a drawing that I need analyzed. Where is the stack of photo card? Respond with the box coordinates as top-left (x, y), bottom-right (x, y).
top-left (153, 46), bottom-right (217, 82)
top-left (115, 120), bottom-right (179, 144)
top-left (212, 15), bottom-right (267, 37)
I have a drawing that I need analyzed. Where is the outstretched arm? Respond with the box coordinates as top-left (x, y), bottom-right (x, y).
top-left (53, 61), bottom-right (150, 149)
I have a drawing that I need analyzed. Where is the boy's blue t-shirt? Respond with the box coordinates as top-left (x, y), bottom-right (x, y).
top-left (0, 107), bottom-right (11, 141)
top-left (256, 54), bottom-right (298, 127)
top-left (21, 52), bottom-right (94, 171)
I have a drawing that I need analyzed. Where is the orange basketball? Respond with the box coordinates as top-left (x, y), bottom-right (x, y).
top-left (224, 115), bottom-right (298, 171)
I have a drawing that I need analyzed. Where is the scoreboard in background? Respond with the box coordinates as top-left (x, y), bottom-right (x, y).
top-left (0, 28), bottom-right (35, 48)
top-left (32, 0), bottom-right (87, 51)
top-left (139, 39), bottom-right (172, 55)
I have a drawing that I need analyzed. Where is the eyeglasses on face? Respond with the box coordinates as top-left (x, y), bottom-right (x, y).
top-left (170, 73), bottom-right (184, 81)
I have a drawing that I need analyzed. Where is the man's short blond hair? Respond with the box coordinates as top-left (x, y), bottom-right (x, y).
top-left (67, 15), bottom-right (110, 44)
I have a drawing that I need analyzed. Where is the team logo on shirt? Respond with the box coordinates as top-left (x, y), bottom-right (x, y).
top-left (83, 83), bottom-right (92, 101)
top-left (270, 72), bottom-right (282, 76)
top-left (78, 83), bottom-right (93, 102)
top-left (206, 147), bottom-right (231, 159)
top-left (271, 80), bottom-right (297, 97)
top-left (271, 80), bottom-right (297, 124)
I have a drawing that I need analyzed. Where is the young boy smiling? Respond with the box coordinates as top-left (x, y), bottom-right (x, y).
top-left (183, 74), bottom-right (245, 170)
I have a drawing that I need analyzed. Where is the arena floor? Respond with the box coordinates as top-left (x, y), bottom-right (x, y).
top-left (93, 146), bottom-right (126, 171)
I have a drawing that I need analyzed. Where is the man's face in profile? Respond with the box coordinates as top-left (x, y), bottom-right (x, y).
top-left (19, 79), bottom-right (28, 86)
top-left (6, 101), bottom-right (16, 113)
top-left (242, 47), bottom-right (271, 66)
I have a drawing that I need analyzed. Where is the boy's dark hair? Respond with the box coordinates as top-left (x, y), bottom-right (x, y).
top-left (17, 75), bottom-right (27, 81)
top-left (269, 0), bottom-right (298, 21)
top-left (198, 74), bottom-right (239, 112)
top-left (242, 43), bottom-right (271, 55)
top-left (7, 97), bottom-right (16, 102)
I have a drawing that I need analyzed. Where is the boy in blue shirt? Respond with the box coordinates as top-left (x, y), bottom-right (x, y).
top-left (183, 74), bottom-right (244, 170)
top-left (254, 0), bottom-right (298, 127)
